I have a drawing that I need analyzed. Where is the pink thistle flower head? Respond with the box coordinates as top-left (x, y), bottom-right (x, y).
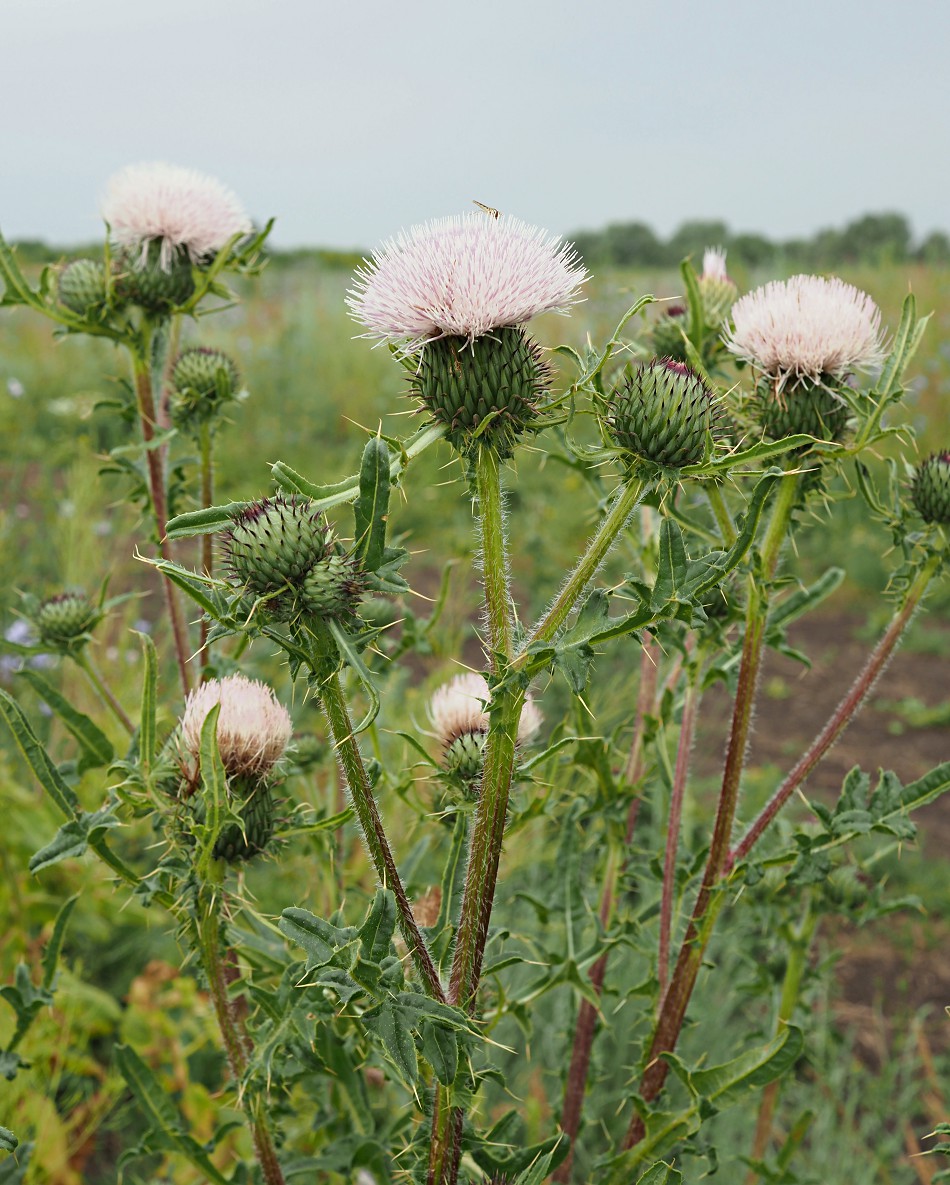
top-left (701, 246), bottom-right (729, 282)
top-left (180, 674), bottom-right (292, 779)
top-left (724, 274), bottom-right (884, 386)
top-left (347, 212), bottom-right (588, 349)
top-left (428, 673), bottom-right (542, 747)
top-left (102, 162), bottom-right (252, 269)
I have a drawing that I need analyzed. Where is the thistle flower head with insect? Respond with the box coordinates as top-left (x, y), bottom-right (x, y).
top-left (347, 211), bottom-right (587, 349)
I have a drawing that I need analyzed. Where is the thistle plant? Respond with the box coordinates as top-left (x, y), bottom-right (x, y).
top-left (2, 181), bottom-right (950, 1185)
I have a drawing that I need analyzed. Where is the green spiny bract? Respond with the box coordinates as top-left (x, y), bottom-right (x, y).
top-left (170, 347), bottom-right (241, 430)
top-left (212, 778), bottom-right (276, 862)
top-left (698, 273), bottom-right (739, 327)
top-left (300, 553), bottom-right (365, 619)
top-left (114, 239), bottom-right (195, 313)
top-left (606, 359), bottom-right (718, 469)
top-left (411, 326), bottom-right (549, 455)
top-left (57, 259), bottom-right (107, 316)
top-left (754, 375), bottom-right (850, 444)
top-left (651, 305), bottom-right (689, 362)
top-left (443, 731), bottom-right (487, 786)
top-left (34, 591), bottom-right (101, 650)
top-left (911, 451), bottom-right (950, 524)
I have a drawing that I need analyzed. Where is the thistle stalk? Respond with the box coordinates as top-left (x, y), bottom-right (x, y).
top-left (319, 667), bottom-right (445, 1001)
top-left (194, 883), bottom-right (285, 1185)
top-left (622, 472), bottom-right (799, 1153)
top-left (72, 649), bottom-right (134, 735)
top-left (199, 420), bottom-right (215, 657)
top-left (131, 340), bottom-right (192, 696)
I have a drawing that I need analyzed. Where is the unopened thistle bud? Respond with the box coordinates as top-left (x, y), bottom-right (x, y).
top-left (911, 452), bottom-right (950, 524)
top-left (224, 496), bottom-right (363, 621)
top-left (34, 591), bottom-right (101, 650)
top-left (170, 347), bottom-right (241, 429)
top-left (651, 305), bottom-right (689, 362)
top-left (179, 674), bottom-right (292, 861)
top-left (58, 259), bottom-right (107, 316)
top-left (606, 359), bottom-right (718, 469)
top-left (411, 327), bottom-right (550, 454)
top-left (754, 375), bottom-right (850, 443)
top-left (115, 239), bottom-right (195, 313)
top-left (698, 247), bottom-right (738, 328)
top-left (428, 673), bottom-right (542, 787)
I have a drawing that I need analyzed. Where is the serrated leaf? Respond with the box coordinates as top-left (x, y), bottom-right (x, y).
top-left (652, 518), bottom-right (688, 609)
top-left (354, 436), bottom-right (391, 573)
top-left (366, 1000), bottom-right (418, 1085)
top-left (420, 1018), bottom-right (459, 1085)
top-left (358, 889), bottom-right (397, 965)
top-left (14, 671), bottom-right (113, 770)
top-left (195, 705), bottom-right (227, 879)
top-left (0, 1128), bottom-right (16, 1153)
top-left (279, 907), bottom-right (359, 969)
top-left (165, 501), bottom-right (246, 539)
top-left (29, 807), bottom-right (120, 874)
top-left (511, 1143), bottom-right (568, 1185)
top-left (553, 589), bottom-right (612, 693)
top-left (636, 1163), bottom-right (682, 1185)
top-left (688, 1024), bottom-right (804, 1109)
top-left (42, 894), bottom-right (78, 991)
top-left (0, 689), bottom-right (79, 819)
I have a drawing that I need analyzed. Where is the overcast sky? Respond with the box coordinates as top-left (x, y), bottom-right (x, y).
top-left (2, 0), bottom-right (947, 250)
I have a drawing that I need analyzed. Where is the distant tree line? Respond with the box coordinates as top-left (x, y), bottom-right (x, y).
top-left (569, 212), bottom-right (950, 270)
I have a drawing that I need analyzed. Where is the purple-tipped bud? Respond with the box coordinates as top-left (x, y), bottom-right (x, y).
top-left (606, 359), bottom-right (719, 469)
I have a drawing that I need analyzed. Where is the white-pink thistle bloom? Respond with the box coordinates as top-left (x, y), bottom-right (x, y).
top-left (428, 673), bottom-right (542, 747)
top-left (702, 246), bottom-right (729, 282)
top-left (347, 213), bottom-right (588, 349)
top-left (101, 162), bottom-right (252, 268)
top-left (180, 674), bottom-right (292, 779)
top-left (724, 274), bottom-right (884, 385)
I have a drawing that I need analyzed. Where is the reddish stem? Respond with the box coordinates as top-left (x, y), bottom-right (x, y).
top-left (727, 554), bottom-right (940, 871)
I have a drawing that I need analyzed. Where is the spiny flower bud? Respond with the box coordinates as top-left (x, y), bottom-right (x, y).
top-left (606, 359), bottom-right (718, 469)
top-left (651, 305), bottom-right (689, 362)
top-left (170, 347), bottom-right (241, 429)
top-left (34, 591), bottom-right (101, 650)
top-left (911, 452), bottom-right (950, 524)
top-left (428, 673), bottom-right (542, 786)
top-left (754, 375), bottom-right (850, 444)
top-left (115, 239), bottom-right (195, 313)
top-left (698, 246), bottom-right (738, 328)
top-left (411, 327), bottom-right (550, 455)
top-left (225, 495), bottom-right (332, 618)
top-left (57, 259), bottom-right (107, 316)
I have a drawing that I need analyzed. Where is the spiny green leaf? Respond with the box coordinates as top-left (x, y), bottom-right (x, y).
top-left (279, 907), bottom-right (359, 969)
top-left (365, 1000), bottom-right (418, 1085)
top-left (29, 807), bottom-right (120, 874)
top-left (165, 502), bottom-right (246, 540)
top-left (41, 894), bottom-right (79, 991)
top-left (636, 1163), bottom-right (682, 1185)
top-left (358, 889), bottom-right (397, 965)
top-left (0, 1128), bottom-right (17, 1154)
top-left (354, 436), bottom-right (391, 573)
top-left (136, 630), bottom-right (158, 770)
top-left (0, 689), bottom-right (79, 819)
top-left (419, 1018), bottom-right (459, 1085)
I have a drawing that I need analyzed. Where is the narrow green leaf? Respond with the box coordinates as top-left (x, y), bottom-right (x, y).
top-left (326, 618), bottom-right (380, 733)
top-left (0, 231), bottom-right (36, 306)
top-left (371, 1001), bottom-right (418, 1085)
top-left (769, 567), bottom-right (845, 631)
top-left (511, 1144), bottom-right (566, 1185)
top-left (144, 558), bottom-right (223, 619)
top-left (114, 1044), bottom-right (182, 1137)
top-left (0, 1128), bottom-right (17, 1153)
top-left (41, 895), bottom-right (79, 991)
top-left (15, 670), bottom-right (113, 770)
top-left (684, 435), bottom-right (817, 475)
top-left (353, 436), bottom-right (391, 572)
top-left (0, 689), bottom-right (79, 819)
top-left (876, 292), bottom-right (918, 400)
top-left (279, 907), bottom-right (358, 969)
top-left (165, 501), bottom-right (245, 540)
top-left (196, 705), bottom-right (226, 880)
top-left (689, 1024), bottom-right (804, 1108)
top-left (272, 461), bottom-right (360, 507)
top-left (679, 257), bottom-right (704, 352)
top-left (136, 631), bottom-right (158, 770)
top-left (652, 519), bottom-right (688, 608)
top-left (29, 808), bottom-right (119, 874)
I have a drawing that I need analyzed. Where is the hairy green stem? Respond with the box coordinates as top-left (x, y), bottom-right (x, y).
top-left (131, 341), bottom-right (192, 697)
top-left (706, 480), bottom-right (737, 546)
top-left (320, 667), bottom-right (445, 1001)
top-left (73, 649), bottom-right (134, 734)
top-left (519, 473), bottom-right (648, 657)
top-left (198, 422), bottom-right (215, 660)
top-left (195, 883), bottom-right (285, 1185)
top-left (623, 472), bottom-right (800, 1151)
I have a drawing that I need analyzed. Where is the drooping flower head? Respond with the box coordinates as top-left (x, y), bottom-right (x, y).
top-left (102, 162), bottom-right (252, 269)
top-left (724, 275), bottom-right (884, 387)
top-left (180, 674), bottom-right (292, 780)
top-left (347, 212), bottom-right (588, 349)
top-left (428, 673), bottom-right (542, 781)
